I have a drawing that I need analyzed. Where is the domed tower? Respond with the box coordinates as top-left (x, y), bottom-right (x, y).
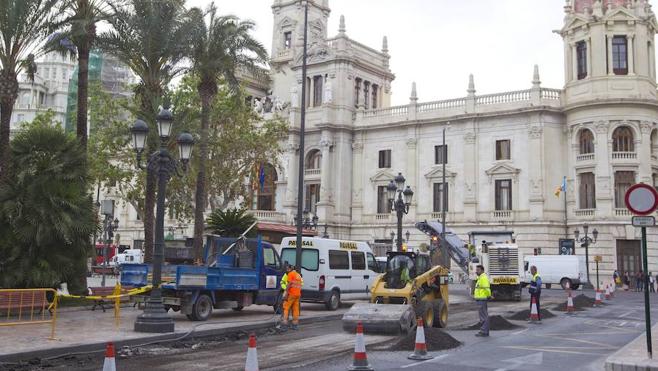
top-left (559, 0), bottom-right (658, 276)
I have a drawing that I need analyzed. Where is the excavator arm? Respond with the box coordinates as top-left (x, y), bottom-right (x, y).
top-left (415, 221), bottom-right (471, 274)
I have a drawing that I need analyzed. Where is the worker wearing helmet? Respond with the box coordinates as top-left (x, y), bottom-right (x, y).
top-left (279, 263), bottom-right (303, 330)
top-left (473, 264), bottom-right (492, 337)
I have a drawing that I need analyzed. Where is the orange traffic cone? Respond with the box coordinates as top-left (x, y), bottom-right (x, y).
top-left (595, 290), bottom-right (602, 306)
top-left (610, 284), bottom-right (615, 297)
top-left (529, 296), bottom-right (540, 321)
top-left (102, 342), bottom-right (116, 371)
top-left (245, 334), bottom-right (258, 371)
top-left (349, 322), bottom-right (374, 371)
top-left (408, 318), bottom-right (433, 361)
top-left (566, 289), bottom-right (575, 313)
top-left (605, 285), bottom-right (611, 300)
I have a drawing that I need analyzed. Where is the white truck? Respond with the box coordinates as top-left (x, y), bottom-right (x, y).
top-left (523, 255), bottom-right (586, 290)
top-left (112, 249), bottom-right (144, 266)
top-left (416, 222), bottom-right (524, 301)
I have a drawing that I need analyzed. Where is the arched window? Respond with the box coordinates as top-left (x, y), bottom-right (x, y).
top-left (306, 149), bottom-right (321, 169)
top-left (579, 129), bottom-right (594, 154)
top-left (256, 164), bottom-right (277, 211)
top-left (612, 126), bottom-right (634, 152)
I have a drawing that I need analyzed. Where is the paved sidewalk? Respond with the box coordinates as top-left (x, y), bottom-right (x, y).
top-left (606, 322), bottom-right (658, 371)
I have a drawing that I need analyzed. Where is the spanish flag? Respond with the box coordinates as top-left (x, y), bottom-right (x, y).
top-left (554, 176), bottom-right (566, 197)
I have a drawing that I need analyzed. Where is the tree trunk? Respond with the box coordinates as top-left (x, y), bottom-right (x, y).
top-left (0, 99), bottom-right (14, 181)
top-left (193, 93), bottom-right (211, 263)
top-left (76, 48), bottom-right (90, 148)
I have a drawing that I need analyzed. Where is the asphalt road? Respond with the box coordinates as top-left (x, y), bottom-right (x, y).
top-left (284, 290), bottom-right (657, 371)
top-left (7, 286), bottom-right (654, 371)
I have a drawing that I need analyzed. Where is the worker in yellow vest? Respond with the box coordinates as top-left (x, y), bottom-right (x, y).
top-left (473, 264), bottom-right (492, 337)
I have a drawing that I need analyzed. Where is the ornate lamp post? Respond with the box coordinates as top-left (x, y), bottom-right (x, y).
top-left (387, 173), bottom-right (414, 251)
top-left (574, 224), bottom-right (598, 290)
top-left (131, 106), bottom-right (194, 333)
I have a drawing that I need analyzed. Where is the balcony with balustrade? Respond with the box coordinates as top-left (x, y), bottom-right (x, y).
top-left (247, 210), bottom-right (287, 223)
top-left (611, 151), bottom-right (637, 161)
top-left (574, 209), bottom-right (595, 219)
top-left (491, 210), bottom-right (513, 220)
top-left (576, 153), bottom-right (595, 162)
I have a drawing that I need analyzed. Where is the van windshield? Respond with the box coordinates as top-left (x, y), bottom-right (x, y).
top-left (281, 248), bottom-right (319, 271)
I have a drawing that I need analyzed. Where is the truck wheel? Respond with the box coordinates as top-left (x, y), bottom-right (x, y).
top-left (191, 294), bottom-right (213, 321)
top-left (414, 300), bottom-right (434, 328)
top-left (432, 299), bottom-right (448, 328)
top-left (325, 290), bottom-right (340, 311)
top-left (560, 278), bottom-right (573, 290)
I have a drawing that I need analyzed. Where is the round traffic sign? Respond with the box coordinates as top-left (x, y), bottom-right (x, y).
top-left (625, 183), bottom-right (658, 216)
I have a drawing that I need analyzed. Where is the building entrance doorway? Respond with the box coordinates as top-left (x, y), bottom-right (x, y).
top-left (616, 239), bottom-right (641, 279)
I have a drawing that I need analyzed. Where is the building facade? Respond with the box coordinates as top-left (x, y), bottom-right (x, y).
top-left (105, 0), bottom-right (658, 281)
top-left (249, 0), bottom-right (658, 279)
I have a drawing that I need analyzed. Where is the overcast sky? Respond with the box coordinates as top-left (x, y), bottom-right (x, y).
top-left (187, 0), bottom-right (569, 105)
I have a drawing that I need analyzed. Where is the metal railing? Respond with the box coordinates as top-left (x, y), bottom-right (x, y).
top-left (0, 288), bottom-right (58, 340)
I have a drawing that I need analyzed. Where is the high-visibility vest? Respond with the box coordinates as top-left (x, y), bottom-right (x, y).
top-left (474, 273), bottom-right (491, 300)
top-left (280, 273), bottom-right (289, 290)
top-left (529, 272), bottom-right (541, 294)
top-left (286, 270), bottom-right (303, 296)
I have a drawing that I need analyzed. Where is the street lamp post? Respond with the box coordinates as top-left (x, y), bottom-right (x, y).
top-left (130, 106), bottom-right (194, 333)
top-left (100, 200), bottom-right (119, 287)
top-left (387, 173), bottom-right (414, 252)
top-left (574, 224), bottom-right (598, 290)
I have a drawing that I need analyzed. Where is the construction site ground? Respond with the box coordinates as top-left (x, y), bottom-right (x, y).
top-left (1, 284), bottom-right (656, 370)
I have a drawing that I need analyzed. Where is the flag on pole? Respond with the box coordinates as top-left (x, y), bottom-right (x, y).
top-left (554, 176), bottom-right (566, 197)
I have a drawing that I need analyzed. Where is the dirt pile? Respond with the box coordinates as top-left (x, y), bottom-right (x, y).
top-left (507, 308), bottom-right (556, 320)
top-left (553, 294), bottom-right (601, 311)
top-left (385, 327), bottom-right (461, 351)
top-left (459, 315), bottom-right (522, 331)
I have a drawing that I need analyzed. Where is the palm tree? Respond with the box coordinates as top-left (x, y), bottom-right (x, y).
top-left (188, 4), bottom-right (268, 262)
top-left (0, 0), bottom-right (58, 179)
top-left (0, 123), bottom-right (95, 290)
top-left (206, 208), bottom-right (257, 238)
top-left (46, 0), bottom-right (113, 149)
top-left (97, 0), bottom-right (192, 262)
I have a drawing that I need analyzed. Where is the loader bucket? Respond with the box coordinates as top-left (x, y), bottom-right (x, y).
top-left (342, 303), bottom-right (416, 335)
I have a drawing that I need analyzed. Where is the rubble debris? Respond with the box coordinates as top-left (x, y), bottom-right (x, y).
top-left (384, 328), bottom-right (461, 351)
top-left (458, 315), bottom-right (522, 330)
top-left (507, 308), bottom-right (556, 320)
top-left (553, 294), bottom-right (601, 311)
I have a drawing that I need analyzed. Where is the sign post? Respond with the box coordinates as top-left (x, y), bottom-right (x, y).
top-left (625, 183), bottom-right (658, 359)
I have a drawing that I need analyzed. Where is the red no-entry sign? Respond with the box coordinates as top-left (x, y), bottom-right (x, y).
top-left (625, 184), bottom-right (658, 216)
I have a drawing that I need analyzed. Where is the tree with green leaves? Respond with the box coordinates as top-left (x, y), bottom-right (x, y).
top-left (0, 0), bottom-right (58, 179)
top-left (97, 0), bottom-right (193, 262)
top-left (0, 119), bottom-right (95, 290)
top-left (206, 208), bottom-right (257, 238)
top-left (46, 0), bottom-right (114, 149)
top-left (187, 3), bottom-right (268, 263)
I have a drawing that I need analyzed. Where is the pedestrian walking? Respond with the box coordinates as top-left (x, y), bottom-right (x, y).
top-left (650, 272), bottom-right (655, 293)
top-left (528, 265), bottom-right (542, 322)
top-left (655, 272), bottom-right (658, 294)
top-left (473, 264), bottom-right (492, 337)
top-left (623, 272), bottom-right (630, 291)
top-left (635, 271), bottom-right (642, 292)
top-left (277, 263), bottom-right (303, 331)
top-left (613, 270), bottom-right (621, 288)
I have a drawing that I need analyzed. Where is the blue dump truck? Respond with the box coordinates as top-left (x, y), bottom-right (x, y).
top-left (120, 235), bottom-right (284, 321)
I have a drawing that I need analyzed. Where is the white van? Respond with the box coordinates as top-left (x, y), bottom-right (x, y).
top-left (523, 255), bottom-right (586, 290)
top-left (278, 237), bottom-right (379, 310)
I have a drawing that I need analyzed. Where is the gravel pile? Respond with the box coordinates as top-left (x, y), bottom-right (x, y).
top-left (507, 308), bottom-right (556, 320)
top-left (553, 294), bottom-right (601, 311)
top-left (458, 315), bottom-right (522, 331)
top-left (385, 327), bottom-right (461, 351)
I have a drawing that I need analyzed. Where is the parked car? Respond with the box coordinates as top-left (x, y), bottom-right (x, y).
top-left (523, 255), bottom-right (586, 290)
top-left (278, 237), bottom-right (379, 310)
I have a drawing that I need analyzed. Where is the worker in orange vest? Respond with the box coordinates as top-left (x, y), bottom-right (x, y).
top-left (280, 263), bottom-right (303, 330)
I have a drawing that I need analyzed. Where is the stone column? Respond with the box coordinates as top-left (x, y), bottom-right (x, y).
top-left (628, 34), bottom-right (635, 75)
top-left (607, 35), bottom-right (614, 75)
top-left (463, 129), bottom-right (478, 222)
top-left (283, 141), bottom-right (300, 211)
top-left (595, 121), bottom-right (613, 217)
top-left (572, 43), bottom-right (579, 80)
top-left (528, 124), bottom-right (545, 220)
top-left (639, 122), bottom-right (652, 183)
top-left (351, 139), bottom-right (364, 222)
top-left (406, 133), bottom-right (418, 220)
top-left (586, 37), bottom-right (592, 78)
top-left (316, 134), bottom-right (334, 222)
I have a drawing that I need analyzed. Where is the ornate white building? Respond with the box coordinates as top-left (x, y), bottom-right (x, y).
top-left (109, 0), bottom-right (658, 280)
top-left (249, 0), bottom-right (658, 279)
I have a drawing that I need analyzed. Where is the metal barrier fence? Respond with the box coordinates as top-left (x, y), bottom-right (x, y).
top-left (0, 288), bottom-right (58, 340)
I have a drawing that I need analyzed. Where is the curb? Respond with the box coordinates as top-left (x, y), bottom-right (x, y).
top-left (0, 314), bottom-right (344, 363)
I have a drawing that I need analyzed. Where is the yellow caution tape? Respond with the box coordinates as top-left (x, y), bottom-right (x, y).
top-left (57, 285), bottom-right (153, 301)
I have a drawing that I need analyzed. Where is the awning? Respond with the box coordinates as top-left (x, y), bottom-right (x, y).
top-left (257, 222), bottom-right (317, 236)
